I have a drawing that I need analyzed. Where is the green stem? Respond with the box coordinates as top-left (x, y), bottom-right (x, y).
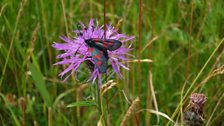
top-left (96, 84), bottom-right (107, 126)
top-left (97, 85), bottom-right (102, 115)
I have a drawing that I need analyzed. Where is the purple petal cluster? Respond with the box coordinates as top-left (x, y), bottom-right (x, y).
top-left (52, 19), bottom-right (134, 86)
top-left (190, 93), bottom-right (207, 113)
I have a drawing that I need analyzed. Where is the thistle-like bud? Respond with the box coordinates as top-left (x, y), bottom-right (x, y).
top-left (184, 93), bottom-right (207, 126)
top-left (189, 93), bottom-right (207, 115)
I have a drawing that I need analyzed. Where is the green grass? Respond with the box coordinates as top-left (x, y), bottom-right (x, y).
top-left (1, 0), bottom-right (224, 125)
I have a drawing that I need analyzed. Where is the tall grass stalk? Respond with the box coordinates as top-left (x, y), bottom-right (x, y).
top-left (0, 0), bottom-right (27, 87)
top-left (137, 0), bottom-right (142, 125)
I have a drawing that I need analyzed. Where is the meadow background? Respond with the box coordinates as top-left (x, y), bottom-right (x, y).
top-left (0, 0), bottom-right (224, 125)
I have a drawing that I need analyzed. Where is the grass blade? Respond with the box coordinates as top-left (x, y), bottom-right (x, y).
top-left (29, 63), bottom-right (52, 107)
top-left (67, 101), bottom-right (97, 108)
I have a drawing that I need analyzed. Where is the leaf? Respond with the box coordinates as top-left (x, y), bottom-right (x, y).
top-left (29, 63), bottom-right (52, 107)
top-left (66, 101), bottom-right (97, 108)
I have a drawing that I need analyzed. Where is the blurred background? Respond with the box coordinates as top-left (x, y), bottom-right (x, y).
top-left (0, 0), bottom-right (224, 125)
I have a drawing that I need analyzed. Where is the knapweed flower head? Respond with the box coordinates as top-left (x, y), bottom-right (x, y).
top-left (52, 19), bottom-right (134, 86)
top-left (189, 93), bottom-right (207, 114)
top-left (184, 93), bottom-right (207, 126)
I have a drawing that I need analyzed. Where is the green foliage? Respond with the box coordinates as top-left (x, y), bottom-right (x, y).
top-left (0, 0), bottom-right (224, 125)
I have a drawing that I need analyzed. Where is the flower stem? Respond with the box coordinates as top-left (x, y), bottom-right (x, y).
top-left (97, 85), bottom-right (102, 114)
top-left (96, 84), bottom-right (107, 126)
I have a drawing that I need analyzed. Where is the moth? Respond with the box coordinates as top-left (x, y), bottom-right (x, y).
top-left (75, 23), bottom-right (122, 73)
top-left (84, 38), bottom-right (122, 73)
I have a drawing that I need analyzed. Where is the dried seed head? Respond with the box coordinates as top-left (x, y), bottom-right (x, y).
top-left (6, 93), bottom-right (17, 106)
top-left (121, 97), bottom-right (140, 126)
top-left (100, 80), bottom-right (117, 94)
top-left (18, 97), bottom-right (26, 111)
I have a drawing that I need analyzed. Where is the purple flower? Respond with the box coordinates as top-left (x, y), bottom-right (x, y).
top-left (189, 93), bottom-right (207, 114)
top-left (52, 19), bottom-right (134, 86)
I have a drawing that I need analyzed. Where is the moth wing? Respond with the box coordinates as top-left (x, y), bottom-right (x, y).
top-left (92, 39), bottom-right (122, 51)
top-left (89, 47), bottom-right (108, 73)
top-left (104, 39), bottom-right (122, 51)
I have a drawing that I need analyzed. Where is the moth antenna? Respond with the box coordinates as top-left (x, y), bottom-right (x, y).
top-left (74, 25), bottom-right (87, 55)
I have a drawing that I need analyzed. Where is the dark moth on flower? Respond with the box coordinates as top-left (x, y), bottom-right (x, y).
top-left (52, 19), bottom-right (134, 86)
top-left (85, 38), bottom-right (122, 73)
